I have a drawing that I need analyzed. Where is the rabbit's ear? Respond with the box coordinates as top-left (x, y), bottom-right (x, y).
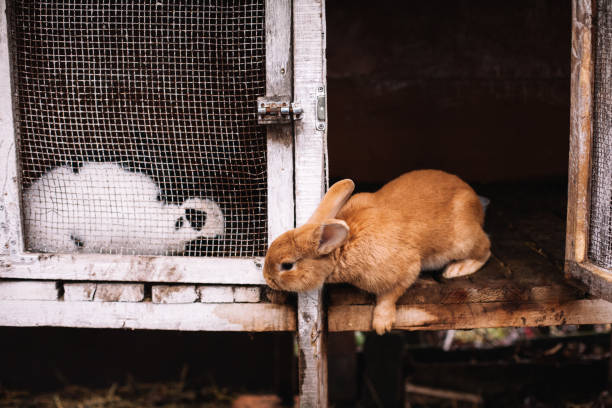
top-left (314, 219), bottom-right (350, 255)
top-left (307, 179), bottom-right (355, 224)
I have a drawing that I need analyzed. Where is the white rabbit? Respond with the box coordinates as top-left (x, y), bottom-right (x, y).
top-left (23, 162), bottom-right (224, 255)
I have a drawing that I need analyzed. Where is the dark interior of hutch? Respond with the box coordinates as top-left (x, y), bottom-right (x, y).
top-left (2, 1), bottom-right (609, 407)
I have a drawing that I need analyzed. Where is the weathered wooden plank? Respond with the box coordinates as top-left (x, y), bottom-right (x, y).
top-left (328, 279), bottom-right (581, 306)
top-left (405, 383), bottom-right (483, 405)
top-left (329, 299), bottom-right (612, 332)
top-left (565, 0), bottom-right (612, 302)
top-left (94, 284), bottom-right (144, 302)
top-left (0, 300), bottom-right (296, 331)
top-left (152, 285), bottom-right (197, 304)
top-left (493, 238), bottom-right (563, 285)
top-left (298, 290), bottom-right (327, 408)
top-left (566, 0), bottom-right (594, 265)
top-left (294, 1), bottom-right (326, 227)
top-left (233, 286), bottom-right (261, 303)
top-left (566, 260), bottom-right (612, 300)
top-left (485, 202), bottom-right (565, 285)
top-left (294, 0), bottom-right (329, 404)
top-left (198, 286), bottom-right (234, 303)
top-left (0, 255), bottom-right (266, 284)
top-left (0, 0), bottom-right (22, 256)
top-left (63, 283), bottom-right (96, 301)
top-left (509, 212), bottom-right (566, 270)
top-left (266, 0), bottom-right (294, 243)
top-left (0, 280), bottom-right (57, 300)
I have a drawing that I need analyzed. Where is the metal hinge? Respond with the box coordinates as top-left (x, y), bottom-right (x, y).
top-left (257, 96), bottom-right (303, 125)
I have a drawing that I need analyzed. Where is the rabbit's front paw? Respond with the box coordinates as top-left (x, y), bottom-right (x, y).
top-left (372, 304), bottom-right (396, 335)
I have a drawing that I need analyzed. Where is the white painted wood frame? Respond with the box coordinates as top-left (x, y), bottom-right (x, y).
top-left (0, 300), bottom-right (296, 331)
top-left (266, 0), bottom-right (295, 243)
top-left (293, 0), bottom-right (329, 406)
top-left (0, 0), bottom-right (295, 286)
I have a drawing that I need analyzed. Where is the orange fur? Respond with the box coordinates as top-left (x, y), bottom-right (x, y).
top-left (263, 170), bottom-right (491, 334)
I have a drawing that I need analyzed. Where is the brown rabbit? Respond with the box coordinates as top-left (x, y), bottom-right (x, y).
top-left (263, 170), bottom-right (491, 334)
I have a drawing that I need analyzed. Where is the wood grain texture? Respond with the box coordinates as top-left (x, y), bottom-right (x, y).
top-left (329, 280), bottom-right (581, 307)
top-left (94, 284), bottom-right (144, 302)
top-left (0, 280), bottom-right (57, 300)
top-left (329, 299), bottom-right (612, 332)
top-left (152, 285), bottom-right (198, 304)
top-left (566, 260), bottom-right (612, 300)
top-left (0, 300), bottom-right (296, 331)
top-left (565, 0), bottom-right (612, 301)
top-left (266, 0), bottom-right (294, 243)
top-left (298, 290), bottom-right (327, 408)
top-left (233, 286), bottom-right (261, 303)
top-left (63, 283), bottom-right (96, 301)
top-left (0, 0), bottom-right (22, 256)
top-left (197, 286), bottom-right (234, 303)
top-left (293, 0), bottom-right (328, 405)
top-left (294, 0), bottom-right (326, 227)
top-left (0, 254), bottom-right (266, 284)
top-left (566, 0), bottom-right (594, 265)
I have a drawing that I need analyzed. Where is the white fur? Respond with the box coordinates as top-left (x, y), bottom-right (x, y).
top-left (23, 162), bottom-right (224, 255)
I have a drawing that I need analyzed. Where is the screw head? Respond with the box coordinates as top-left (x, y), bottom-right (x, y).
top-left (317, 123), bottom-right (325, 131)
top-left (317, 87), bottom-right (324, 93)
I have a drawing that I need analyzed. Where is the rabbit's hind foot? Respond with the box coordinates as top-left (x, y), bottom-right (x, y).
top-left (442, 251), bottom-right (491, 279)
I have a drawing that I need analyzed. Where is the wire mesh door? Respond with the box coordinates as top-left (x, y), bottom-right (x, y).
top-left (588, 0), bottom-right (611, 270)
top-left (9, 0), bottom-right (268, 258)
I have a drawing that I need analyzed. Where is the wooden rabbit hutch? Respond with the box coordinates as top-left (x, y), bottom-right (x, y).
top-left (0, 0), bottom-right (327, 405)
top-left (0, 0), bottom-right (611, 406)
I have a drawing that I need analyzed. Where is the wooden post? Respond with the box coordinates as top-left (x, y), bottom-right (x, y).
top-left (293, 0), bottom-right (329, 405)
top-left (0, 0), bottom-right (23, 257)
top-left (266, 0), bottom-right (294, 244)
top-left (264, 1), bottom-right (296, 404)
top-left (566, 0), bottom-right (594, 266)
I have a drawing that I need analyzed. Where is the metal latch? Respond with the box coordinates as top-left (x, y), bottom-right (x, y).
top-left (257, 96), bottom-right (303, 125)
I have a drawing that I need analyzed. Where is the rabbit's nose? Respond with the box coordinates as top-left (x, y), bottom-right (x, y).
top-left (266, 275), bottom-right (281, 290)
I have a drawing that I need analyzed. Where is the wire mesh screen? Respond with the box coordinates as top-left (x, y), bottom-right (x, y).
top-left (589, 0), bottom-right (612, 269)
top-left (9, 0), bottom-right (268, 257)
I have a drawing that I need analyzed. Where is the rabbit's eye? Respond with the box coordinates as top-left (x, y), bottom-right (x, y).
top-left (280, 262), bottom-right (294, 271)
top-left (175, 217), bottom-right (184, 230)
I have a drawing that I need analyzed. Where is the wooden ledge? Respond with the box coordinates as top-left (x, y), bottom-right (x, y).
top-left (327, 247), bottom-right (612, 332)
top-left (329, 299), bottom-right (612, 332)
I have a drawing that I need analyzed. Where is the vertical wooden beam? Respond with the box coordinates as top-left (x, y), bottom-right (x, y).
top-left (265, 1), bottom-right (297, 403)
top-left (266, 0), bottom-right (294, 243)
top-left (566, 0), bottom-right (594, 266)
top-left (0, 0), bottom-right (23, 256)
top-left (297, 291), bottom-right (327, 407)
top-left (293, 0), bottom-right (328, 406)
